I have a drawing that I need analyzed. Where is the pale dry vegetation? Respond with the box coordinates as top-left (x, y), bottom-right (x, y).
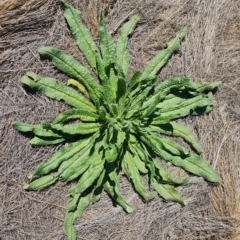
top-left (0, 0), bottom-right (239, 239)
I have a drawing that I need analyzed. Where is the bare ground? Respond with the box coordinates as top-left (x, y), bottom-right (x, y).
top-left (0, 0), bottom-right (240, 239)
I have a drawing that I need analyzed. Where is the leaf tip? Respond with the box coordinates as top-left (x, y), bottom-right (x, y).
top-left (23, 183), bottom-right (30, 190)
top-left (27, 174), bottom-right (33, 180)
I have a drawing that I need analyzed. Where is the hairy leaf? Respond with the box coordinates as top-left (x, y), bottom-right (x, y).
top-left (21, 72), bottom-right (96, 111)
top-left (60, 0), bottom-right (98, 70)
top-left (39, 47), bottom-right (101, 101)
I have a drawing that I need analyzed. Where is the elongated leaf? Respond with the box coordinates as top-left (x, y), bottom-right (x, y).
top-left (116, 76), bottom-right (126, 116)
top-left (39, 47), bottom-right (101, 102)
top-left (157, 137), bottom-right (190, 156)
top-left (192, 100), bottom-right (217, 115)
top-left (21, 72), bottom-right (96, 111)
top-left (142, 78), bottom-right (196, 110)
top-left (54, 109), bottom-right (99, 124)
top-left (67, 193), bottom-right (81, 212)
top-left (99, 11), bottom-right (115, 67)
top-left (60, 0), bottom-right (98, 70)
top-left (143, 133), bottom-right (221, 182)
top-left (60, 149), bottom-right (100, 182)
top-left (64, 188), bottom-right (92, 240)
top-left (116, 15), bottom-right (140, 76)
top-left (69, 155), bottom-right (105, 195)
top-left (140, 90), bottom-right (160, 119)
top-left (13, 121), bottom-right (69, 138)
top-left (126, 76), bottom-right (157, 115)
top-left (157, 94), bottom-right (210, 113)
top-left (170, 153), bottom-right (221, 183)
top-left (105, 162), bottom-right (120, 193)
top-left (108, 66), bottom-right (118, 101)
top-left (135, 141), bottom-right (189, 185)
top-left (196, 81), bottom-right (221, 92)
top-left (58, 152), bottom-right (82, 176)
top-left (99, 12), bottom-right (119, 104)
top-left (50, 122), bottom-right (101, 135)
top-left (148, 122), bottom-right (202, 153)
top-left (140, 27), bottom-right (187, 80)
top-left (152, 94), bottom-right (212, 124)
top-left (150, 178), bottom-right (186, 205)
top-left (28, 135), bottom-right (97, 179)
top-left (128, 71), bottom-right (142, 91)
top-left (13, 121), bottom-right (42, 133)
top-left (30, 135), bottom-right (70, 145)
top-left (124, 151), bottom-right (156, 200)
top-left (129, 144), bottom-right (148, 174)
top-left (103, 178), bottom-right (133, 213)
top-left (151, 158), bottom-right (189, 186)
top-left (92, 170), bottom-right (106, 203)
top-left (58, 146), bottom-right (92, 181)
top-left (156, 95), bottom-right (187, 110)
top-left (23, 174), bottom-right (58, 191)
top-left (128, 75), bottom-right (157, 100)
top-left (74, 191), bottom-right (91, 218)
top-left (67, 79), bottom-right (89, 98)
top-left (64, 212), bottom-right (77, 240)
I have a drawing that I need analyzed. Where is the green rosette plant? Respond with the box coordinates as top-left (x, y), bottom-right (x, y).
top-left (13, 1), bottom-right (221, 239)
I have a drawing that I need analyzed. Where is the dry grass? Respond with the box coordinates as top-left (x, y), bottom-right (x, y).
top-left (0, 0), bottom-right (240, 239)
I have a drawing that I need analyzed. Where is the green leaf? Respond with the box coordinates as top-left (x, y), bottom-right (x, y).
top-left (116, 76), bottom-right (127, 116)
top-left (64, 212), bottom-right (77, 240)
top-left (151, 158), bottom-right (189, 186)
top-left (21, 72), bottom-right (96, 111)
top-left (60, 147), bottom-right (101, 182)
top-left (13, 121), bottom-right (69, 139)
top-left (92, 170), bottom-right (106, 203)
top-left (28, 135), bottom-right (97, 179)
top-left (192, 100), bottom-right (217, 115)
top-left (124, 151), bottom-right (157, 200)
top-left (129, 144), bottom-right (148, 174)
top-left (23, 174), bottom-right (58, 191)
top-left (105, 161), bottom-right (120, 192)
top-left (99, 11), bottom-right (115, 68)
top-left (13, 121), bottom-right (41, 132)
top-left (126, 76), bottom-right (157, 116)
top-left (156, 137), bottom-right (190, 156)
top-left (30, 135), bottom-right (70, 145)
top-left (196, 81), bottom-right (221, 92)
top-left (142, 77), bottom-right (197, 110)
top-left (148, 122), bottom-right (202, 153)
top-left (150, 178), bottom-right (186, 205)
top-left (58, 152), bottom-right (82, 176)
top-left (68, 154), bottom-right (105, 195)
top-left (38, 47), bottom-right (101, 102)
top-left (60, 0), bottom-right (98, 71)
top-left (49, 122), bottom-right (101, 135)
top-left (140, 27), bottom-right (187, 80)
top-left (128, 71), bottom-right (142, 91)
top-left (64, 189), bottom-right (92, 240)
top-left (73, 191), bottom-right (91, 218)
top-left (103, 178), bottom-right (133, 213)
top-left (54, 108), bottom-right (99, 124)
top-left (67, 193), bottom-right (81, 212)
top-left (116, 15), bottom-right (140, 76)
top-left (169, 153), bottom-right (221, 183)
top-left (152, 93), bottom-right (212, 124)
top-left (144, 134), bottom-right (221, 182)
